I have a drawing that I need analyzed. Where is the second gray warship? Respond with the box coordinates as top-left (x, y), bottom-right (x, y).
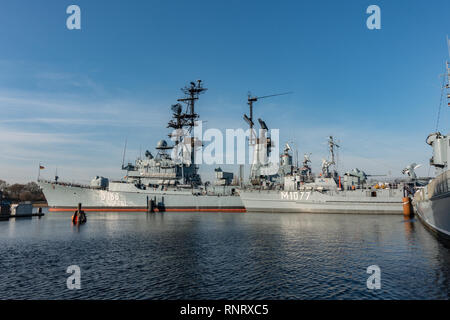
top-left (239, 95), bottom-right (411, 214)
top-left (413, 40), bottom-right (450, 240)
top-left (38, 80), bottom-right (245, 212)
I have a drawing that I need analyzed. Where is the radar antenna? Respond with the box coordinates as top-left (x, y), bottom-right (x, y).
top-left (177, 80), bottom-right (207, 131)
top-left (121, 137), bottom-right (127, 170)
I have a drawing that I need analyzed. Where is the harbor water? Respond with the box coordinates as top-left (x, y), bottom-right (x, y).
top-left (0, 210), bottom-right (449, 299)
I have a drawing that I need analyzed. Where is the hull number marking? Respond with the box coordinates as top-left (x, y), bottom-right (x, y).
top-left (281, 191), bottom-right (310, 201)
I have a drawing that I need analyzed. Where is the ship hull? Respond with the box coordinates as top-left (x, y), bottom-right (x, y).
top-left (39, 181), bottom-right (245, 213)
top-left (239, 189), bottom-right (403, 214)
top-left (415, 195), bottom-right (450, 240)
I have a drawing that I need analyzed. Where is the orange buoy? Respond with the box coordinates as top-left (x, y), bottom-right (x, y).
top-left (402, 197), bottom-right (413, 217)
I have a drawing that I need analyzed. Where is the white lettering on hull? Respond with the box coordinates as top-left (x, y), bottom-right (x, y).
top-left (99, 191), bottom-right (126, 206)
top-left (280, 191), bottom-right (310, 201)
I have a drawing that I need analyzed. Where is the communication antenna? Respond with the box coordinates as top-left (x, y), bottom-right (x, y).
top-left (121, 137), bottom-right (128, 169)
top-left (287, 140), bottom-right (299, 168)
top-left (177, 80), bottom-right (207, 131)
top-left (447, 35), bottom-right (450, 59)
top-left (335, 138), bottom-right (341, 171)
top-left (244, 91), bottom-right (292, 145)
top-left (447, 35), bottom-right (450, 102)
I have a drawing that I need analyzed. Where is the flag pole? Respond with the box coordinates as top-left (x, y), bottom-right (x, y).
top-left (37, 162), bottom-right (44, 181)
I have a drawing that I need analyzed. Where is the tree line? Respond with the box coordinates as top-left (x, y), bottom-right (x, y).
top-left (0, 180), bottom-right (46, 203)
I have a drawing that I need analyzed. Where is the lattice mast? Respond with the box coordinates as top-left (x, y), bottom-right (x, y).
top-left (167, 80), bottom-right (207, 166)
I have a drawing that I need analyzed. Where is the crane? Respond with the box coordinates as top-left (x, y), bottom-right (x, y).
top-left (243, 91), bottom-right (293, 145)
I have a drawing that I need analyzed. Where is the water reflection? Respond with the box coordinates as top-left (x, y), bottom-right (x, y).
top-left (403, 217), bottom-right (416, 243)
top-left (0, 211), bottom-right (448, 299)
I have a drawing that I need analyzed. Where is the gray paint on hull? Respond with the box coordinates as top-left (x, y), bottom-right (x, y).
top-left (39, 181), bottom-right (244, 209)
top-left (240, 189), bottom-right (404, 214)
top-left (415, 196), bottom-right (450, 239)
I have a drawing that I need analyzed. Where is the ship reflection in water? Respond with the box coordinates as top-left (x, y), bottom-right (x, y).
top-left (0, 210), bottom-right (448, 299)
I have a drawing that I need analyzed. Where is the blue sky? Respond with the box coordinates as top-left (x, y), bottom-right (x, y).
top-left (0, 0), bottom-right (449, 183)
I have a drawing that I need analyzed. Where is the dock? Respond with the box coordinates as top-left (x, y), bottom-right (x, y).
top-left (6, 212), bottom-right (45, 219)
top-left (0, 201), bottom-right (45, 220)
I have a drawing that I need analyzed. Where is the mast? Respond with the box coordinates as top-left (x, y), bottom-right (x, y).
top-left (243, 91), bottom-right (292, 182)
top-left (327, 136), bottom-right (340, 166)
top-left (447, 36), bottom-right (450, 107)
top-left (121, 137), bottom-right (127, 170)
top-left (447, 35), bottom-right (450, 63)
top-left (321, 136), bottom-right (340, 178)
top-left (176, 80), bottom-right (207, 166)
top-left (166, 80), bottom-right (207, 185)
top-left (425, 38), bottom-right (450, 175)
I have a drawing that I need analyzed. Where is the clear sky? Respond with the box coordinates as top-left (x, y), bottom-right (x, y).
top-left (0, 0), bottom-right (449, 183)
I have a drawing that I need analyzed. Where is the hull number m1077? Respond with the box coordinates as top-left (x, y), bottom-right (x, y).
top-left (281, 191), bottom-right (310, 201)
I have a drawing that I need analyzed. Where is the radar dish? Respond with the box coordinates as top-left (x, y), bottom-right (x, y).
top-left (156, 140), bottom-right (168, 149)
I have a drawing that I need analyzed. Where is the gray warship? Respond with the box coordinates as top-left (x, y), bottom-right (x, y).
top-left (38, 80), bottom-right (245, 212)
top-left (413, 42), bottom-right (450, 240)
top-left (238, 95), bottom-right (410, 214)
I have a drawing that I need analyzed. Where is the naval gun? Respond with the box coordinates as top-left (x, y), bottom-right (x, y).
top-left (400, 163), bottom-right (431, 186)
top-left (343, 168), bottom-right (386, 189)
top-left (401, 163), bottom-right (422, 180)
